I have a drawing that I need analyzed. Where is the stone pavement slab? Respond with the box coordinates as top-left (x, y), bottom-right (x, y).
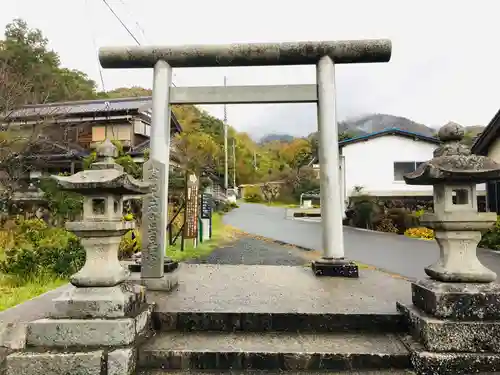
top-left (148, 264), bottom-right (411, 314)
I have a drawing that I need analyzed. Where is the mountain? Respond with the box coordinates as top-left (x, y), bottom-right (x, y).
top-left (259, 134), bottom-right (295, 144)
top-left (260, 114), bottom-right (486, 145)
top-left (338, 113), bottom-right (435, 137)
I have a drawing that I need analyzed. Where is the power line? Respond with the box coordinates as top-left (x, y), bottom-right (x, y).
top-left (86, 0), bottom-right (106, 91)
top-left (100, 0), bottom-right (177, 87)
top-left (102, 0), bottom-right (141, 46)
top-left (117, 0), bottom-right (148, 43)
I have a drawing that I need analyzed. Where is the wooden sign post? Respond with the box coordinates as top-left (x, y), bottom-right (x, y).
top-left (183, 173), bottom-right (199, 248)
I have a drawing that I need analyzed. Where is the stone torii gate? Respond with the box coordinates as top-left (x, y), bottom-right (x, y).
top-left (99, 39), bottom-right (392, 283)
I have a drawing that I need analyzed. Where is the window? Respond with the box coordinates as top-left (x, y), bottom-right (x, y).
top-left (394, 161), bottom-right (425, 181)
top-left (92, 126), bottom-right (106, 142)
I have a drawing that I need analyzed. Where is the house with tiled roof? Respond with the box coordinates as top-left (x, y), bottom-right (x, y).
top-left (2, 96), bottom-right (182, 176)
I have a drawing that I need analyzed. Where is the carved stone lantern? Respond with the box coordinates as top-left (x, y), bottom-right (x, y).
top-left (404, 122), bottom-right (499, 283)
top-left (5, 140), bottom-right (154, 375)
top-left (397, 123), bottom-right (500, 374)
top-left (52, 139), bottom-right (151, 287)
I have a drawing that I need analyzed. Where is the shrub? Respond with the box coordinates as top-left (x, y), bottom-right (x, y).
top-left (404, 227), bottom-right (435, 240)
top-left (0, 218), bottom-right (85, 280)
top-left (387, 208), bottom-right (419, 234)
top-left (244, 185), bottom-right (263, 203)
top-left (347, 195), bottom-right (381, 229)
top-left (119, 229), bottom-right (141, 259)
top-left (479, 216), bottom-right (500, 250)
top-left (374, 216), bottom-right (398, 233)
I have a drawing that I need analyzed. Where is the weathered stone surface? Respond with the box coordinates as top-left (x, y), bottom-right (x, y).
top-left (0, 323), bottom-right (26, 351)
top-left (411, 279), bottom-right (500, 320)
top-left (397, 302), bottom-right (500, 353)
top-left (137, 371), bottom-right (415, 375)
top-left (6, 350), bottom-right (104, 375)
top-left (147, 264), bottom-right (410, 314)
top-left (128, 259), bottom-right (179, 273)
top-left (135, 305), bottom-right (154, 338)
top-left (131, 268), bottom-right (179, 292)
top-left (26, 318), bottom-right (135, 347)
top-left (108, 348), bottom-right (137, 375)
top-left (99, 39), bottom-right (392, 69)
top-left (141, 158), bottom-right (167, 279)
top-left (154, 311), bottom-right (404, 333)
top-left (312, 260), bottom-right (359, 278)
top-left (404, 338), bottom-right (500, 375)
top-left (138, 331), bottom-right (410, 370)
top-left (51, 283), bottom-right (146, 319)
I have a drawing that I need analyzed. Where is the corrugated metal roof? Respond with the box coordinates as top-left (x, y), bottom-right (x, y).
top-left (6, 96), bottom-right (154, 119)
top-left (339, 127), bottom-right (440, 147)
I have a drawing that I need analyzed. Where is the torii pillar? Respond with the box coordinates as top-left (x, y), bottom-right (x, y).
top-left (98, 39), bottom-right (392, 280)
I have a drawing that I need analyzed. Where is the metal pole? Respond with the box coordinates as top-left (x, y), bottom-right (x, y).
top-left (223, 76), bottom-right (228, 191)
top-left (317, 55), bottom-right (344, 259)
top-left (141, 59), bottom-right (172, 279)
top-left (232, 139), bottom-right (236, 188)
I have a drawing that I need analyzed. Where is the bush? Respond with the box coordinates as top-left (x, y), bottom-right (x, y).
top-left (374, 216), bottom-right (398, 233)
top-left (404, 227), bottom-right (435, 240)
top-left (119, 229), bottom-right (141, 259)
top-left (386, 208), bottom-right (419, 234)
top-left (244, 185), bottom-right (263, 203)
top-left (347, 195), bottom-right (381, 229)
top-left (479, 216), bottom-right (500, 250)
top-left (0, 218), bottom-right (85, 280)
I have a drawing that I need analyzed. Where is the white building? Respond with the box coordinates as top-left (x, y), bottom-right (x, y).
top-left (338, 128), bottom-right (486, 199)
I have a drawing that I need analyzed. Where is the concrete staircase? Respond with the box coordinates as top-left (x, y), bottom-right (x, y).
top-left (135, 305), bottom-right (413, 373)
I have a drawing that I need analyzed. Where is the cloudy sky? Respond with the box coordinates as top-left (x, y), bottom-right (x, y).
top-left (2, 0), bottom-right (499, 137)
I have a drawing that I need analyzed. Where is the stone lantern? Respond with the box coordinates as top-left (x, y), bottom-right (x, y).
top-left (6, 140), bottom-right (154, 375)
top-left (397, 123), bottom-right (500, 374)
top-left (404, 122), bottom-right (499, 283)
top-left (53, 139), bottom-right (151, 287)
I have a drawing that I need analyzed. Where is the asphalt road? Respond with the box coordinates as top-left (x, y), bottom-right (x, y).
top-left (223, 203), bottom-right (500, 280)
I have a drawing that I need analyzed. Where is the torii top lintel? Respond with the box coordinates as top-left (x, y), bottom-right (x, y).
top-left (98, 39), bottom-right (392, 69)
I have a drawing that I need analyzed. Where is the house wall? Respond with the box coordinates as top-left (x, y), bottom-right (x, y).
top-left (485, 138), bottom-right (500, 213)
top-left (342, 135), bottom-right (486, 197)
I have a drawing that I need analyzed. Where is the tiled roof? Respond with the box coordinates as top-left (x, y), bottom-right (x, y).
top-left (6, 96), bottom-right (153, 119)
top-left (4, 96), bottom-right (183, 133)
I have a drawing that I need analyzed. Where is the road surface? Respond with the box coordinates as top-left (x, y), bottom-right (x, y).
top-left (223, 203), bottom-right (500, 280)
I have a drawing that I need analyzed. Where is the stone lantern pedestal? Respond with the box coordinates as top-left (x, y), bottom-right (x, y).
top-left (6, 140), bottom-right (153, 375)
top-left (397, 124), bottom-right (500, 374)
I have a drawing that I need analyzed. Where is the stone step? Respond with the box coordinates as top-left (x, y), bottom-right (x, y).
top-left (138, 371), bottom-right (416, 375)
top-left (152, 311), bottom-right (405, 333)
top-left (138, 331), bottom-right (410, 371)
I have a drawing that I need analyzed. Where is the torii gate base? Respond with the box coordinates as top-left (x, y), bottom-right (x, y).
top-left (98, 39), bottom-right (393, 281)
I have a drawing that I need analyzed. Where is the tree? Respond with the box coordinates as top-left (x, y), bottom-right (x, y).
top-left (280, 138), bottom-right (312, 171)
top-left (0, 19), bottom-right (98, 207)
top-left (0, 19), bottom-right (97, 103)
top-left (174, 131), bottom-right (221, 175)
top-left (101, 86), bottom-right (152, 99)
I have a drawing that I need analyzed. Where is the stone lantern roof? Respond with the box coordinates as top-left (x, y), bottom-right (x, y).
top-left (404, 122), bottom-right (500, 185)
top-left (51, 139), bottom-right (150, 195)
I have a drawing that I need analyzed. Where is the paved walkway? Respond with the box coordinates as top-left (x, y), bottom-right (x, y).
top-left (224, 203), bottom-right (500, 280)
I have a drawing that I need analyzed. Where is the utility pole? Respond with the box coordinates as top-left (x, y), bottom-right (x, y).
top-left (223, 76), bottom-right (228, 191)
top-left (232, 139), bottom-right (236, 188)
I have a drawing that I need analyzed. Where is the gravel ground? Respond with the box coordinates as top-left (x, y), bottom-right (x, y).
top-left (187, 237), bottom-right (314, 266)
